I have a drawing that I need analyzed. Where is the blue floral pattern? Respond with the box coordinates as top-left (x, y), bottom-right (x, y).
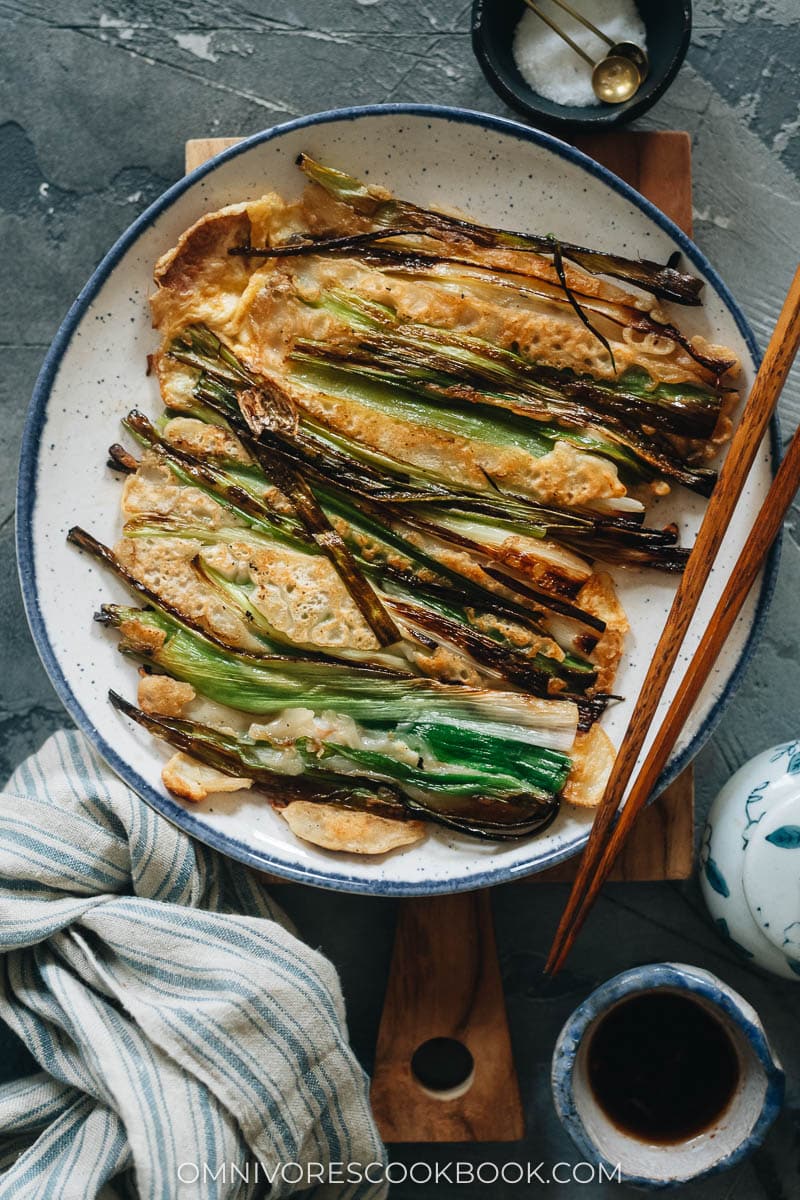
top-left (700, 824), bottom-right (731, 896)
top-left (765, 825), bottom-right (800, 848)
top-left (705, 856), bottom-right (730, 896)
top-left (742, 779), bottom-right (770, 849)
top-left (769, 740), bottom-right (800, 774)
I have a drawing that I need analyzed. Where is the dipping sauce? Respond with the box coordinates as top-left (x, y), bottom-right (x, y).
top-left (587, 992), bottom-right (740, 1143)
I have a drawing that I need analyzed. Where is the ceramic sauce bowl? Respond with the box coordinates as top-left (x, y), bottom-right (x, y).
top-left (551, 963), bottom-right (784, 1188)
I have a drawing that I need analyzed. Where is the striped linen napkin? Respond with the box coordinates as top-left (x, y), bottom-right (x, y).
top-left (0, 730), bottom-right (388, 1199)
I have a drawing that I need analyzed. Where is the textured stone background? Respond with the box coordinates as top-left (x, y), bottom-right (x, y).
top-left (2, 1), bottom-right (800, 1195)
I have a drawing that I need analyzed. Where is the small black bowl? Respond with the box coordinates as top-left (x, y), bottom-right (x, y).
top-left (472, 1), bottom-right (691, 134)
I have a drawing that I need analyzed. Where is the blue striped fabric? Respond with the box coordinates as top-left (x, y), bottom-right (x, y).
top-left (0, 731), bottom-right (388, 1198)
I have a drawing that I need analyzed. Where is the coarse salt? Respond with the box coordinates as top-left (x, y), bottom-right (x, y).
top-left (512, 0), bottom-right (647, 108)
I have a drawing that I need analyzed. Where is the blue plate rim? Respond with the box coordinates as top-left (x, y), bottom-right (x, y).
top-left (16, 102), bottom-right (779, 896)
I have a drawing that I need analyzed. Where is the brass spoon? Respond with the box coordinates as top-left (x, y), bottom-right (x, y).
top-left (591, 54), bottom-right (642, 104)
top-left (547, 0), bottom-right (649, 82)
top-left (522, 0), bottom-right (643, 105)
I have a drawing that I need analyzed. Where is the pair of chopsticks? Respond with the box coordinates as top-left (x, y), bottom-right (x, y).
top-left (546, 266), bottom-right (800, 975)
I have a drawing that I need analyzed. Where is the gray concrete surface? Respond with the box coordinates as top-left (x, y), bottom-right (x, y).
top-left (1, 1), bottom-right (800, 1195)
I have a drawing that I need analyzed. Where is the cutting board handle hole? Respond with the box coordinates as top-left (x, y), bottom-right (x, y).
top-left (411, 1037), bottom-right (475, 1100)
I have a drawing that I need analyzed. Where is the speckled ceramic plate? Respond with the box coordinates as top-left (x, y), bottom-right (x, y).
top-left (17, 105), bottom-right (777, 895)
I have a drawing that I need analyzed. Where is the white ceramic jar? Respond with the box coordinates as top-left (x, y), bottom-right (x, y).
top-left (701, 740), bottom-right (800, 980)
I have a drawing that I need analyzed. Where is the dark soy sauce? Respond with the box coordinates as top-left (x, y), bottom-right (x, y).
top-left (587, 992), bottom-right (740, 1143)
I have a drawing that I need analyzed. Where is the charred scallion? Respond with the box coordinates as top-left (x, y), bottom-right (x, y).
top-left (294, 155), bottom-right (705, 305)
top-left (100, 604), bottom-right (579, 747)
top-left (166, 325), bottom-right (702, 566)
top-left (110, 692), bottom-right (562, 840)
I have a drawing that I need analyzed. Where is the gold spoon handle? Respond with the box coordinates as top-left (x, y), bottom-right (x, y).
top-left (521, 0), bottom-right (596, 67)
top-left (547, 0), bottom-right (615, 48)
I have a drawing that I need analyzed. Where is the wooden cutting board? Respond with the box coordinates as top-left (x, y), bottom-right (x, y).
top-left (186, 131), bottom-right (696, 1143)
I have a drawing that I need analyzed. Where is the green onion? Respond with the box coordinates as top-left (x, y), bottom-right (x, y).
top-left (110, 691), bottom-right (562, 841)
top-left (318, 248), bottom-right (733, 377)
top-left (294, 155), bottom-right (704, 305)
top-left (167, 327), bottom-right (699, 568)
top-left (100, 603), bottom-right (579, 747)
top-left (290, 292), bottom-right (717, 492)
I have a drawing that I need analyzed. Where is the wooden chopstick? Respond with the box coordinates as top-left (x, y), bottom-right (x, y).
top-left (545, 266), bottom-right (800, 975)
top-left (549, 387), bottom-right (800, 972)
